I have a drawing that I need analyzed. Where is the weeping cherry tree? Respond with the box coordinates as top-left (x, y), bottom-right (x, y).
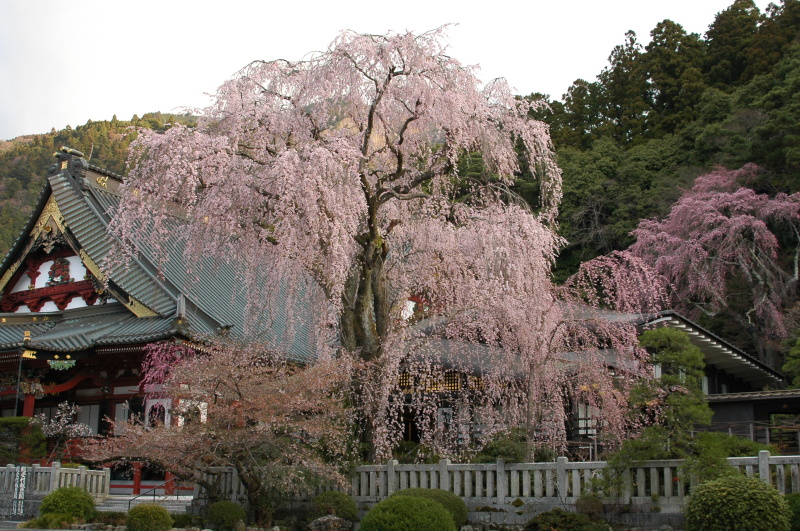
top-left (113, 28), bottom-right (648, 460)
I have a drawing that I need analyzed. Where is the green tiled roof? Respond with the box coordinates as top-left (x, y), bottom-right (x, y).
top-left (26, 307), bottom-right (177, 351)
top-left (0, 151), bottom-right (318, 363)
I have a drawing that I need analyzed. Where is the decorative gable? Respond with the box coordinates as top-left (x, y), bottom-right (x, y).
top-left (0, 192), bottom-right (109, 314)
top-left (1, 249), bottom-right (104, 313)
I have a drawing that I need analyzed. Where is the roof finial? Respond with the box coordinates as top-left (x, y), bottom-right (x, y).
top-left (60, 146), bottom-right (85, 158)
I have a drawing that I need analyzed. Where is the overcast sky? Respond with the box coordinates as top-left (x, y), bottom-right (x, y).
top-left (0, 0), bottom-right (772, 141)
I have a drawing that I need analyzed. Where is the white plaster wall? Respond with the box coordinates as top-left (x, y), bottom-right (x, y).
top-left (11, 255), bottom-right (87, 293)
top-left (11, 255), bottom-right (93, 312)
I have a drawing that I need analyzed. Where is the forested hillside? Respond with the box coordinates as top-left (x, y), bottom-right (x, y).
top-left (0, 112), bottom-right (196, 254)
top-left (525, 0), bottom-right (800, 370)
top-left (531, 0), bottom-right (800, 278)
top-left (0, 0), bottom-right (798, 372)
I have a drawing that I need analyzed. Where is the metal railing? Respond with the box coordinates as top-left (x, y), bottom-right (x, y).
top-left (127, 480), bottom-right (188, 511)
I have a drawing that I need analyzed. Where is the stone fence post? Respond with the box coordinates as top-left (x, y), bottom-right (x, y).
top-left (49, 462), bottom-right (61, 492)
top-left (386, 460), bottom-right (397, 496)
top-left (496, 459), bottom-right (506, 505)
top-left (557, 456), bottom-right (568, 501)
top-left (759, 450), bottom-right (771, 484)
top-left (440, 459), bottom-right (451, 493)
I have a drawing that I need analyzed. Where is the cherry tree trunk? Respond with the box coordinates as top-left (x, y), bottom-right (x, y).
top-left (339, 232), bottom-right (390, 461)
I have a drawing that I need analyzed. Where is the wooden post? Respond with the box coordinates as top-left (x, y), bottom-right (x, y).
top-left (132, 462), bottom-right (143, 495)
top-left (22, 394), bottom-right (35, 417)
top-left (165, 472), bottom-right (176, 495)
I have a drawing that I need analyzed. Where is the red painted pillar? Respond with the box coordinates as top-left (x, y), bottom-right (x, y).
top-left (164, 472), bottom-right (176, 495)
top-left (22, 394), bottom-right (35, 417)
top-left (132, 461), bottom-right (143, 495)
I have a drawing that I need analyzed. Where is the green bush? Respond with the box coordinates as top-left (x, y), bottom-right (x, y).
top-left (786, 492), bottom-right (800, 531)
top-left (524, 508), bottom-right (610, 531)
top-left (361, 495), bottom-right (456, 531)
top-left (390, 488), bottom-right (467, 528)
top-left (0, 417), bottom-right (45, 464)
top-left (310, 490), bottom-right (358, 521)
top-left (575, 495), bottom-right (604, 515)
top-left (695, 432), bottom-right (774, 457)
top-left (172, 513), bottom-right (204, 528)
top-left (685, 475), bottom-right (790, 530)
top-left (126, 503), bottom-right (173, 531)
top-left (207, 500), bottom-right (247, 530)
top-left (21, 513), bottom-right (75, 529)
top-left (39, 486), bottom-right (95, 520)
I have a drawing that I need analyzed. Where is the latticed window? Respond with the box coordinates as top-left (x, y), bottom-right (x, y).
top-left (397, 370), bottom-right (465, 393)
top-left (576, 402), bottom-right (596, 436)
top-left (398, 371), bottom-right (412, 391)
top-left (467, 375), bottom-right (484, 390)
top-left (443, 371), bottom-right (461, 392)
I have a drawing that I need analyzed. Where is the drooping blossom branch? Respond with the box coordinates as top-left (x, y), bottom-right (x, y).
top-left (108, 28), bottom-right (648, 460)
top-left (631, 164), bottom-right (800, 349)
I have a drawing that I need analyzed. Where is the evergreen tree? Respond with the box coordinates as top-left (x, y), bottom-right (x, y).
top-left (705, 0), bottom-right (763, 89)
top-left (597, 31), bottom-right (650, 144)
top-left (643, 20), bottom-right (707, 134)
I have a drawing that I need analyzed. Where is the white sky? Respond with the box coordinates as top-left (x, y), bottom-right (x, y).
top-left (0, 0), bottom-right (772, 141)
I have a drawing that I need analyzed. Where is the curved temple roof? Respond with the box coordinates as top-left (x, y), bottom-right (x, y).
top-left (0, 148), bottom-right (317, 363)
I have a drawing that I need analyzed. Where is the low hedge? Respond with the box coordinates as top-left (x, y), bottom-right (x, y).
top-left (21, 513), bottom-right (76, 529)
top-left (207, 500), bottom-right (247, 530)
top-left (390, 488), bottom-right (467, 528)
top-left (786, 492), bottom-right (800, 531)
top-left (40, 486), bottom-right (95, 520)
top-left (524, 508), bottom-right (610, 531)
top-left (361, 495), bottom-right (456, 531)
top-left (685, 475), bottom-right (790, 531)
top-left (126, 503), bottom-right (173, 531)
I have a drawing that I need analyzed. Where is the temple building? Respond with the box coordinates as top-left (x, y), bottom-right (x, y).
top-left (0, 148), bottom-right (313, 438)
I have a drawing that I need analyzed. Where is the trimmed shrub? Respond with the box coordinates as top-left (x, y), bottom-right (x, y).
top-left (39, 486), bottom-right (95, 520)
top-left (207, 500), bottom-right (247, 530)
top-left (361, 495), bottom-right (456, 531)
top-left (685, 475), bottom-right (790, 531)
top-left (310, 491), bottom-right (358, 521)
top-left (21, 513), bottom-right (75, 529)
top-left (576, 495), bottom-right (604, 515)
top-left (524, 508), bottom-right (610, 531)
top-left (786, 492), bottom-right (800, 531)
top-left (126, 503), bottom-right (173, 531)
top-left (390, 488), bottom-right (467, 528)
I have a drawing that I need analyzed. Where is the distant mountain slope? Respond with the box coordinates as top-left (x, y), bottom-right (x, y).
top-left (0, 113), bottom-right (196, 255)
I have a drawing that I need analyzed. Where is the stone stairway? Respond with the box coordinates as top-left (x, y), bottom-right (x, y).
top-left (94, 495), bottom-right (194, 514)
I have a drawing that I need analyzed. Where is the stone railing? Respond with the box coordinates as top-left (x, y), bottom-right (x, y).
top-left (0, 462), bottom-right (110, 500)
top-left (351, 450), bottom-right (800, 511)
